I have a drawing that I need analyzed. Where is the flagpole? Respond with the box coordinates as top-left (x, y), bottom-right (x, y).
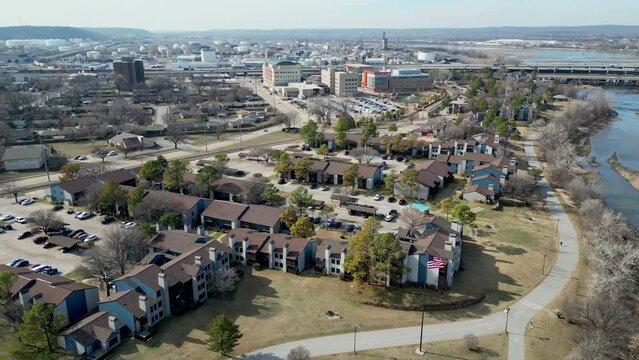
top-left (418, 274), bottom-right (427, 353)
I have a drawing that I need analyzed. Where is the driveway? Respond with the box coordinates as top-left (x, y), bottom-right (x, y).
top-left (245, 133), bottom-right (580, 359)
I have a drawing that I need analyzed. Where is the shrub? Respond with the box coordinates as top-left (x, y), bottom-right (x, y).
top-left (464, 334), bottom-right (480, 352)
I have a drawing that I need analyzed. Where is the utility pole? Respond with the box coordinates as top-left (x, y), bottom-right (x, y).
top-left (416, 276), bottom-right (428, 355)
top-left (504, 308), bottom-right (511, 333)
top-left (34, 132), bottom-right (50, 183)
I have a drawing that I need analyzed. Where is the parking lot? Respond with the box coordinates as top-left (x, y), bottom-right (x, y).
top-left (340, 97), bottom-right (400, 116)
top-left (0, 189), bottom-right (111, 274)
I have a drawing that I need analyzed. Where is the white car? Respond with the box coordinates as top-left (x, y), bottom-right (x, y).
top-left (384, 215), bottom-right (394, 222)
top-left (124, 222), bottom-right (138, 229)
top-left (373, 194), bottom-right (383, 201)
top-left (83, 234), bottom-right (99, 242)
top-left (77, 212), bottom-right (93, 220)
top-left (20, 198), bottom-right (35, 205)
top-left (107, 151), bottom-right (117, 156)
top-left (15, 217), bottom-right (27, 224)
top-left (75, 211), bottom-right (87, 219)
top-left (0, 214), bottom-right (15, 221)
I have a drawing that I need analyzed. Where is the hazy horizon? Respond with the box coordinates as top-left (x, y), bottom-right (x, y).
top-left (1, 0), bottom-right (638, 31)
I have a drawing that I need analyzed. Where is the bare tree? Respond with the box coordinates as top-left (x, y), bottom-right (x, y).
top-left (308, 98), bottom-right (335, 127)
top-left (164, 112), bottom-right (186, 149)
top-left (248, 148), bottom-right (270, 163)
top-left (400, 207), bottom-right (426, 237)
top-left (566, 177), bottom-right (599, 206)
top-left (0, 181), bottom-right (22, 204)
top-left (273, 113), bottom-right (292, 130)
top-left (134, 194), bottom-right (176, 223)
top-left (29, 210), bottom-right (61, 232)
top-left (82, 249), bottom-right (119, 296)
top-left (350, 147), bottom-right (380, 165)
top-left (501, 172), bottom-right (537, 203)
top-left (287, 346), bottom-right (311, 360)
top-left (82, 163), bottom-right (108, 177)
top-left (102, 227), bottom-right (150, 275)
top-left (214, 267), bottom-right (239, 297)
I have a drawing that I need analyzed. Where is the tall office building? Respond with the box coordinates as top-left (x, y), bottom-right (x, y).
top-left (382, 32), bottom-right (388, 51)
top-left (262, 60), bottom-right (302, 89)
top-left (113, 57), bottom-right (145, 90)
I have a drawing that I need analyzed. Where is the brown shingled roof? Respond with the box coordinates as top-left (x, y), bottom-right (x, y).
top-left (201, 201), bottom-right (249, 221)
top-left (239, 205), bottom-right (283, 228)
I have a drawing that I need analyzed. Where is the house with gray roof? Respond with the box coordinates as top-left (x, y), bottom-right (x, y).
top-left (58, 311), bottom-right (124, 359)
top-left (1, 144), bottom-right (49, 171)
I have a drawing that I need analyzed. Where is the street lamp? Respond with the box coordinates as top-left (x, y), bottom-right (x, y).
top-left (504, 307), bottom-right (511, 333)
top-left (353, 326), bottom-right (358, 354)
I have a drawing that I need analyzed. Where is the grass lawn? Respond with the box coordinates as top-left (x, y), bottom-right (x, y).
top-left (216, 131), bottom-right (302, 152)
top-left (317, 334), bottom-right (507, 360)
top-left (112, 267), bottom-right (506, 360)
top-left (186, 133), bottom-right (234, 146)
top-left (0, 169), bottom-right (47, 183)
top-left (48, 140), bottom-right (109, 157)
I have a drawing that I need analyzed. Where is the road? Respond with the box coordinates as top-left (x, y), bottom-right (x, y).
top-left (241, 77), bottom-right (310, 126)
top-left (245, 133), bottom-right (580, 359)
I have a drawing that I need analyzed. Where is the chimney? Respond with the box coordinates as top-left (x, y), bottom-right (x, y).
top-left (268, 240), bottom-right (275, 269)
top-left (18, 289), bottom-right (31, 309)
top-left (167, 224), bottom-right (174, 230)
top-left (502, 166), bottom-right (509, 175)
top-left (158, 272), bottom-right (168, 290)
top-left (32, 294), bottom-right (43, 304)
top-left (324, 245), bottom-right (331, 276)
top-left (155, 222), bottom-right (161, 232)
top-left (194, 255), bottom-right (203, 267)
top-left (108, 315), bottom-right (118, 332)
top-left (510, 158), bottom-right (517, 166)
top-left (500, 175), bottom-right (506, 185)
top-left (228, 234), bottom-right (236, 251)
top-left (282, 243), bottom-right (289, 273)
top-left (138, 295), bottom-right (148, 313)
top-left (208, 247), bottom-right (218, 264)
top-left (494, 134), bottom-right (500, 144)
top-left (198, 225), bottom-right (206, 236)
top-left (488, 183), bottom-right (495, 192)
top-left (451, 221), bottom-right (462, 236)
top-left (445, 233), bottom-right (456, 251)
top-left (242, 239), bottom-right (249, 266)
top-left (184, 223), bottom-right (192, 233)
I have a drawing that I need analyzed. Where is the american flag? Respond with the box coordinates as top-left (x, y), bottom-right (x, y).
top-left (427, 256), bottom-right (446, 269)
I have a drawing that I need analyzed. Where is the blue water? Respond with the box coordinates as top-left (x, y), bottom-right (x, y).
top-left (411, 203), bottom-right (430, 213)
top-left (583, 89), bottom-right (639, 228)
top-left (507, 48), bottom-right (639, 66)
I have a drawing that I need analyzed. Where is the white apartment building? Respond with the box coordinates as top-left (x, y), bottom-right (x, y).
top-left (321, 68), bottom-right (336, 94)
top-left (335, 71), bottom-right (359, 97)
top-left (263, 60), bottom-right (302, 89)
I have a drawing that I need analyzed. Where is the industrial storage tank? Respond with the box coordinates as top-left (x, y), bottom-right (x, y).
top-left (417, 51), bottom-right (437, 62)
top-left (158, 45), bottom-right (169, 53)
top-left (139, 45), bottom-right (148, 53)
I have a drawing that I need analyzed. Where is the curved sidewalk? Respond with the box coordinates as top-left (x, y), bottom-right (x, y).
top-left (245, 135), bottom-right (580, 360)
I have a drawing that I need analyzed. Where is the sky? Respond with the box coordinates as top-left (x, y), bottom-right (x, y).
top-left (1, 0), bottom-right (638, 31)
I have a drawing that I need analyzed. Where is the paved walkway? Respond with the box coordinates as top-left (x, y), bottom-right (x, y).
top-left (245, 134), bottom-right (580, 359)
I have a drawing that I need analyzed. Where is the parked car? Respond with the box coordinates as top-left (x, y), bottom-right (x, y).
top-left (0, 214), bottom-right (15, 221)
top-left (42, 268), bottom-right (58, 276)
top-left (17, 231), bottom-right (32, 239)
top-left (66, 209), bottom-right (75, 215)
top-left (277, 178), bottom-right (287, 185)
top-left (42, 242), bottom-right (56, 249)
top-left (387, 197), bottom-right (397, 203)
top-left (123, 222), bottom-right (138, 229)
top-left (59, 247), bottom-right (71, 253)
top-left (12, 259), bottom-right (29, 268)
top-left (15, 216), bottom-right (27, 224)
top-left (384, 214), bottom-right (395, 222)
top-left (309, 183), bottom-right (317, 189)
top-left (83, 234), bottom-right (99, 242)
top-left (1, 224), bottom-right (14, 231)
top-left (76, 211), bottom-right (93, 220)
top-left (326, 219), bottom-right (342, 229)
top-left (389, 209), bottom-right (398, 216)
top-left (52, 205), bottom-right (64, 211)
top-left (33, 236), bottom-right (48, 244)
top-left (7, 258), bottom-right (26, 267)
top-left (344, 224), bottom-right (355, 233)
top-left (68, 229), bottom-right (84, 237)
top-left (399, 199), bottom-right (408, 206)
top-left (32, 265), bottom-right (51, 272)
top-left (20, 198), bottom-right (35, 206)
top-left (373, 194), bottom-right (383, 201)
top-left (320, 186), bottom-right (330, 191)
top-left (396, 156), bottom-right (404, 162)
top-left (107, 151), bottom-right (117, 156)
top-left (100, 216), bottom-right (115, 225)
top-left (73, 232), bottom-right (87, 239)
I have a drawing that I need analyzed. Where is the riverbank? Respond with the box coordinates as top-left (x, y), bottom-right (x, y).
top-left (607, 152), bottom-right (639, 191)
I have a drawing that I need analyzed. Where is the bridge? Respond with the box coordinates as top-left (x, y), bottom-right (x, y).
top-left (5, 62), bottom-right (639, 85)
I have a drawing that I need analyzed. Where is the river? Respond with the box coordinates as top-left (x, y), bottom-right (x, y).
top-left (583, 89), bottom-right (639, 228)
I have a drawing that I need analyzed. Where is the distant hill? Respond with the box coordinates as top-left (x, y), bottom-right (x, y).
top-left (177, 25), bottom-right (639, 41)
top-left (0, 26), bottom-right (151, 40)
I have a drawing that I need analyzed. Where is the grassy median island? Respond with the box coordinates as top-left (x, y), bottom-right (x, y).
top-left (317, 334), bottom-right (507, 360)
top-left (113, 201), bottom-right (555, 359)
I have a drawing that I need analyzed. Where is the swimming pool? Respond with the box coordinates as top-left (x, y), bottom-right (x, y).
top-left (410, 203), bottom-right (430, 213)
